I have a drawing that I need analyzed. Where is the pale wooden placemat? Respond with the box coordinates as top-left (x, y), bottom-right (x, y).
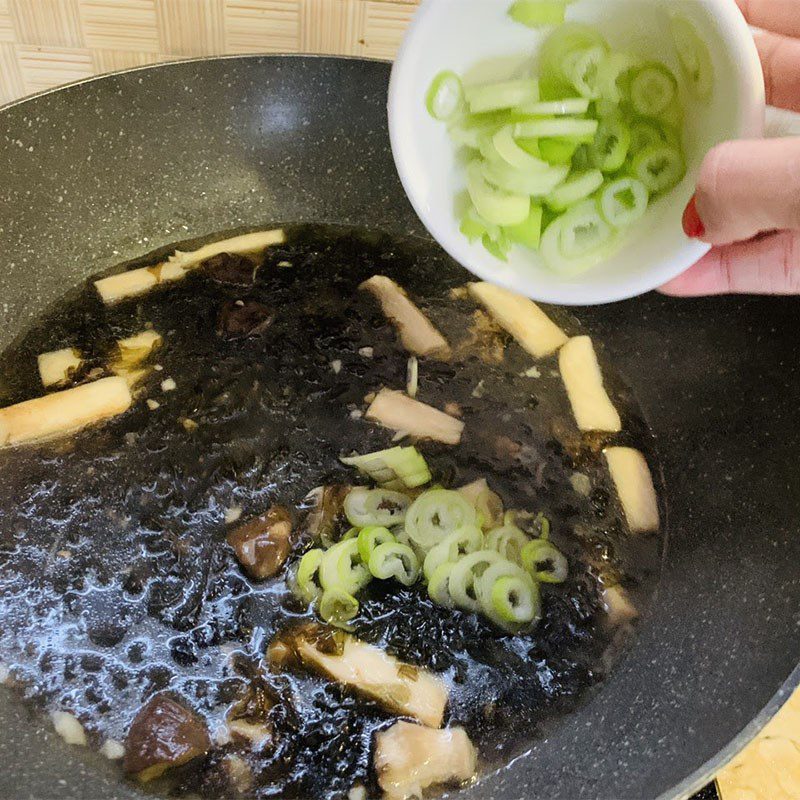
top-left (0, 2), bottom-right (797, 798)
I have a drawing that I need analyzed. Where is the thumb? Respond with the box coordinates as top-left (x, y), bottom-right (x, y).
top-left (687, 138), bottom-right (800, 246)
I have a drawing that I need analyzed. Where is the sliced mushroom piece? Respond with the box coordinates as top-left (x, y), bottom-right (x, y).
top-left (604, 447), bottom-right (659, 533)
top-left (217, 301), bottom-right (273, 339)
top-left (467, 282), bottom-right (567, 358)
top-left (303, 484), bottom-right (351, 545)
top-left (225, 667), bottom-right (278, 751)
top-left (0, 376), bottom-right (132, 448)
top-left (123, 694), bottom-right (211, 783)
top-left (227, 506), bottom-right (294, 580)
top-left (374, 721), bottom-right (477, 800)
top-left (38, 347), bottom-right (83, 389)
top-left (95, 229), bottom-right (285, 304)
top-left (201, 252), bottom-right (260, 286)
top-left (366, 389), bottom-right (464, 446)
top-left (361, 276), bottom-right (450, 359)
top-left (268, 624), bottom-right (448, 728)
top-left (559, 336), bottom-right (621, 433)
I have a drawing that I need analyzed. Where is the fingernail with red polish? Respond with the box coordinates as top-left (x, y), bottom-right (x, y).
top-left (682, 195), bottom-right (705, 239)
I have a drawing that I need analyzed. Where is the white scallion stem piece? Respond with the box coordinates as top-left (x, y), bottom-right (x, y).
top-left (558, 336), bottom-right (621, 432)
top-left (361, 276), bottom-right (450, 359)
top-left (0, 376), bottom-right (132, 448)
top-left (467, 282), bottom-right (567, 358)
top-left (406, 356), bottom-right (419, 398)
top-left (366, 389), bottom-right (464, 445)
top-left (95, 228), bottom-right (285, 304)
top-left (37, 347), bottom-right (83, 389)
top-left (601, 582), bottom-right (639, 626)
top-left (604, 447), bottom-right (659, 532)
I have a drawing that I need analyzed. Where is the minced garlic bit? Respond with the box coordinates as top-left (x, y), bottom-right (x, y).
top-left (331, 360), bottom-right (342, 374)
top-left (160, 378), bottom-right (177, 392)
top-left (100, 739), bottom-right (125, 760)
top-left (225, 506), bottom-right (243, 524)
top-left (350, 409), bottom-right (364, 420)
top-left (146, 399), bottom-right (160, 410)
top-left (521, 366), bottom-right (541, 378)
top-left (51, 711), bottom-right (87, 746)
top-left (359, 347), bottom-right (374, 358)
top-left (153, 364), bottom-right (163, 372)
top-left (181, 418), bottom-right (199, 432)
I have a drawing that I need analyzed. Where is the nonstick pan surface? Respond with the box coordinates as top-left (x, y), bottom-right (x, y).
top-left (0, 56), bottom-right (799, 800)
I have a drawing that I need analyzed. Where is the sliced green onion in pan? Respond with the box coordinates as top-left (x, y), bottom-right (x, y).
top-left (344, 487), bottom-right (410, 528)
top-left (423, 541), bottom-right (455, 582)
top-left (319, 539), bottom-right (371, 595)
top-left (630, 63), bottom-right (678, 118)
top-left (368, 542), bottom-right (420, 586)
top-left (295, 548), bottom-right (324, 603)
top-left (514, 117), bottom-right (598, 140)
top-left (405, 489), bottom-right (477, 550)
top-left (632, 143), bottom-right (685, 194)
top-left (426, 70), bottom-right (465, 121)
top-left (545, 169), bottom-right (603, 212)
top-left (485, 525), bottom-right (530, 564)
top-left (465, 79), bottom-right (540, 114)
top-left (319, 588), bottom-right (359, 629)
top-left (600, 177), bottom-right (649, 228)
top-left (590, 114), bottom-right (631, 173)
top-left (521, 539), bottom-right (569, 583)
top-left (448, 550), bottom-right (503, 612)
top-left (467, 161), bottom-right (531, 226)
top-left (508, 0), bottom-right (568, 28)
top-left (428, 562), bottom-right (457, 608)
top-left (490, 575), bottom-right (540, 625)
top-left (357, 525), bottom-right (396, 564)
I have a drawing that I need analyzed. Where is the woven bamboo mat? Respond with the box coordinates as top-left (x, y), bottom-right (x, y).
top-left (0, 2), bottom-right (797, 798)
top-left (0, 0), bottom-right (419, 103)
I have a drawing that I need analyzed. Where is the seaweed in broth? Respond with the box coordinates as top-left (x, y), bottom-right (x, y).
top-left (0, 224), bottom-right (663, 798)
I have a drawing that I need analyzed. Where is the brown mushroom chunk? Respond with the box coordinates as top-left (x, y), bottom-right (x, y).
top-left (217, 301), bottom-right (273, 339)
top-left (302, 484), bottom-right (351, 545)
top-left (201, 253), bottom-right (259, 286)
top-left (123, 694), bottom-right (211, 783)
top-left (226, 671), bottom-right (278, 751)
top-left (227, 506), bottom-right (293, 580)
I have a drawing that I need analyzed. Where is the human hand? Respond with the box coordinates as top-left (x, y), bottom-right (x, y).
top-left (660, 0), bottom-right (800, 296)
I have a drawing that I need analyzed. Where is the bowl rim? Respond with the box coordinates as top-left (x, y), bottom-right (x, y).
top-left (388, 0), bottom-right (766, 306)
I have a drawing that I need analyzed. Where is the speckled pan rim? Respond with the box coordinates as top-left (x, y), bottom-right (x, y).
top-left (0, 53), bottom-right (797, 800)
top-left (0, 52), bottom-right (393, 115)
top-left (659, 660), bottom-right (800, 800)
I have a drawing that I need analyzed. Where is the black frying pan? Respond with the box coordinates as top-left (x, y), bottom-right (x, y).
top-left (0, 56), bottom-right (798, 800)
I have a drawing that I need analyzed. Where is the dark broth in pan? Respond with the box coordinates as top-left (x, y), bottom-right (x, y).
top-left (0, 225), bottom-right (663, 799)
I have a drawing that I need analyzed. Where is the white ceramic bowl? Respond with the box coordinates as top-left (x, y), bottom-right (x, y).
top-left (388, 0), bottom-right (765, 305)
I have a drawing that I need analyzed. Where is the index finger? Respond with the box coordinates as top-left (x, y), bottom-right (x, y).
top-left (736, 0), bottom-right (800, 38)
